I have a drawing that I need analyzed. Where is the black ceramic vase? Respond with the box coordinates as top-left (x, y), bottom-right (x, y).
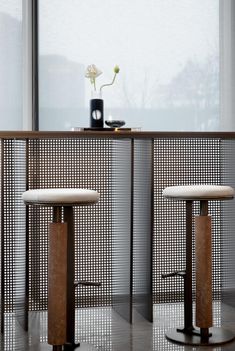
top-left (90, 92), bottom-right (104, 128)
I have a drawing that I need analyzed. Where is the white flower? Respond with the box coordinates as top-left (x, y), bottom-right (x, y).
top-left (85, 64), bottom-right (120, 92)
top-left (85, 64), bottom-right (102, 79)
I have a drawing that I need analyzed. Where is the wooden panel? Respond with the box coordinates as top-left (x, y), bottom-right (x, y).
top-left (195, 215), bottom-right (212, 328)
top-left (48, 222), bottom-right (67, 345)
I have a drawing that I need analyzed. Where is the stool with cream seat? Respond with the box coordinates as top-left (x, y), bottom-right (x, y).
top-left (162, 185), bottom-right (235, 346)
top-left (22, 188), bottom-right (100, 351)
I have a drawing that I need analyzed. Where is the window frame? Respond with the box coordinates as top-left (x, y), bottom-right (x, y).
top-left (22, 0), bottom-right (38, 131)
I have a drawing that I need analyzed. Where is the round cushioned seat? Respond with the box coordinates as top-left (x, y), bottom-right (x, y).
top-left (162, 185), bottom-right (234, 201)
top-left (22, 188), bottom-right (100, 206)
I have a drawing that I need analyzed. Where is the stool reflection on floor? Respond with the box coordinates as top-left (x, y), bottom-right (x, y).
top-left (22, 188), bottom-right (100, 351)
top-left (162, 185), bottom-right (235, 346)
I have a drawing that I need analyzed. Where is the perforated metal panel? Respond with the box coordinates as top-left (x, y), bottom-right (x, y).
top-left (220, 139), bottom-right (235, 310)
top-left (1, 139), bottom-right (27, 331)
top-left (0, 134), bottom-right (230, 331)
top-left (153, 138), bottom-right (221, 303)
top-left (28, 138), bottom-right (112, 310)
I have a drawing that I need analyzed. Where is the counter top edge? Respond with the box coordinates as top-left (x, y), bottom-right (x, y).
top-left (0, 131), bottom-right (235, 139)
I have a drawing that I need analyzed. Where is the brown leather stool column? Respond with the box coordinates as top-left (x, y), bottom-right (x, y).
top-left (22, 188), bottom-right (100, 351)
top-left (162, 185), bottom-right (235, 346)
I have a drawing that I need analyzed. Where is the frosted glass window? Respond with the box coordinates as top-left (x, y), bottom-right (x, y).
top-left (0, 1), bottom-right (22, 130)
top-left (39, 0), bottom-right (219, 131)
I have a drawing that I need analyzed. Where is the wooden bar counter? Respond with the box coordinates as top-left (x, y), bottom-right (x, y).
top-left (0, 130), bottom-right (234, 339)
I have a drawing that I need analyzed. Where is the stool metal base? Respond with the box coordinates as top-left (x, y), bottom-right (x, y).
top-left (29, 342), bottom-right (96, 351)
top-left (166, 327), bottom-right (235, 346)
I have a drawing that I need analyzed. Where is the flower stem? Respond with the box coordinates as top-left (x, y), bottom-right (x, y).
top-left (92, 78), bottom-right (97, 91)
top-left (100, 73), bottom-right (117, 93)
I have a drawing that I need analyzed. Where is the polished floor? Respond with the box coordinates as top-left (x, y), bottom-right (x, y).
top-left (1, 303), bottom-right (235, 351)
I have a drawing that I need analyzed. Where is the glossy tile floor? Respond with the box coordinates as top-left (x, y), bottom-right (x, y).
top-left (1, 303), bottom-right (235, 351)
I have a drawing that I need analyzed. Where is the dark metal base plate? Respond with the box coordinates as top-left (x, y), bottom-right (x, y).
top-left (29, 342), bottom-right (97, 351)
top-left (166, 327), bottom-right (235, 346)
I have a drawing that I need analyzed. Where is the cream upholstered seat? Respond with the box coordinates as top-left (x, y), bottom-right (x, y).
top-left (162, 185), bottom-right (234, 200)
top-left (22, 188), bottom-right (100, 205)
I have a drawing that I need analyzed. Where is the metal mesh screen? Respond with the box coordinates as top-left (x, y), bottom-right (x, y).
top-left (220, 139), bottom-right (235, 310)
top-left (28, 138), bottom-right (112, 310)
top-left (0, 134), bottom-right (228, 325)
top-left (153, 138), bottom-right (221, 303)
top-left (1, 139), bottom-right (27, 330)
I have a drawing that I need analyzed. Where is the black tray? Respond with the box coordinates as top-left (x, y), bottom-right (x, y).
top-left (83, 128), bottom-right (132, 131)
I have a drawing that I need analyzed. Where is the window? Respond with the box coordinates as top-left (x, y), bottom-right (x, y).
top-left (0, 1), bottom-right (22, 130)
top-left (39, 0), bottom-right (219, 131)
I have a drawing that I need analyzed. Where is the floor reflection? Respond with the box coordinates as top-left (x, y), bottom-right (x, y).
top-left (1, 303), bottom-right (235, 351)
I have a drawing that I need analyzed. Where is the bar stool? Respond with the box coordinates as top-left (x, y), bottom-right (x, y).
top-left (162, 185), bottom-right (235, 346)
top-left (22, 188), bottom-right (100, 351)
